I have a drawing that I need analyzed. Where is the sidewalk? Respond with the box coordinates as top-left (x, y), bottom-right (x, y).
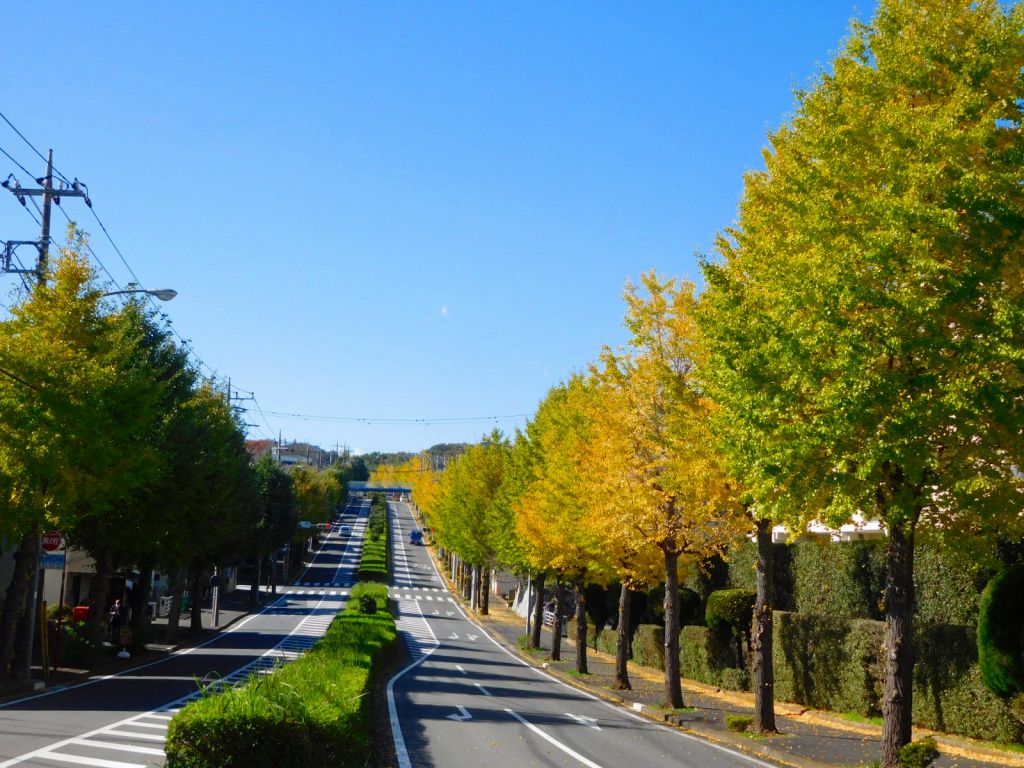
top-left (464, 596), bottom-right (1024, 768)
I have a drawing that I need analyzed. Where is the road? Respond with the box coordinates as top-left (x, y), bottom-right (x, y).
top-left (387, 500), bottom-right (776, 768)
top-left (0, 499), bottom-right (369, 768)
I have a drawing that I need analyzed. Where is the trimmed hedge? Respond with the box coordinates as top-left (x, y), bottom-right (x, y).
top-left (678, 625), bottom-right (749, 691)
top-left (773, 611), bottom-right (884, 717)
top-left (358, 503), bottom-right (389, 582)
top-left (165, 583), bottom-right (396, 767)
top-left (772, 611), bottom-right (1023, 743)
top-left (632, 624), bottom-right (665, 671)
top-left (724, 538), bottom-right (993, 624)
top-left (914, 623), bottom-right (1023, 743)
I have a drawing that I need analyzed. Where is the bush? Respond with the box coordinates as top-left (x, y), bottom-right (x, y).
top-left (678, 587), bottom-right (704, 626)
top-left (632, 625), bottom-right (665, 671)
top-left (358, 595), bottom-right (377, 614)
top-left (679, 625), bottom-right (749, 690)
top-left (165, 582), bottom-right (395, 768)
top-left (773, 611), bottom-right (1023, 743)
top-left (773, 611), bottom-right (884, 717)
top-left (56, 621), bottom-right (99, 668)
top-left (725, 714), bottom-right (753, 733)
top-left (913, 623), bottom-right (1023, 743)
top-left (705, 589), bottom-right (754, 633)
top-left (899, 737), bottom-right (939, 768)
top-left (977, 566), bottom-right (1024, 698)
top-left (724, 538), bottom-right (993, 624)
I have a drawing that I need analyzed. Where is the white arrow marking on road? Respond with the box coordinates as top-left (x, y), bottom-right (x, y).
top-left (467, 634), bottom-right (479, 642)
top-left (449, 632), bottom-right (459, 640)
top-left (474, 683), bottom-right (492, 696)
top-left (566, 713), bottom-right (601, 730)
top-left (456, 665), bottom-right (467, 675)
top-left (432, 610), bottom-right (439, 616)
top-left (446, 611), bottom-right (454, 617)
top-left (447, 705), bottom-right (472, 721)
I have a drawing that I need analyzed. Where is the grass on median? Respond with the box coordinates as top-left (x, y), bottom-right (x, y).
top-left (165, 582), bottom-right (395, 768)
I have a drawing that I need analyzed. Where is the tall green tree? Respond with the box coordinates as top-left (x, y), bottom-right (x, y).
top-left (699, 2), bottom-right (1024, 762)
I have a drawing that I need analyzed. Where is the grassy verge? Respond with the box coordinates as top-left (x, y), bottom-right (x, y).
top-left (165, 582), bottom-right (395, 768)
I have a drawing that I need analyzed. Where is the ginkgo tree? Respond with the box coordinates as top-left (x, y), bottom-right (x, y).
top-left (698, 1), bottom-right (1024, 763)
top-left (588, 272), bottom-right (746, 708)
top-left (515, 376), bottom-right (615, 672)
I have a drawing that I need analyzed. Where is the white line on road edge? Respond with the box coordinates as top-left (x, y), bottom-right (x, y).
top-left (504, 708), bottom-right (606, 768)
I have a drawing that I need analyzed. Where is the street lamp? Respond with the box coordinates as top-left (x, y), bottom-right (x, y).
top-left (101, 287), bottom-right (177, 301)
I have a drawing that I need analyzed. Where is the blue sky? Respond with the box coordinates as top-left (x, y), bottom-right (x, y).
top-left (0, 2), bottom-right (873, 454)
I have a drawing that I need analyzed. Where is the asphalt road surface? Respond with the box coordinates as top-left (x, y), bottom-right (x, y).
top-left (0, 499), bottom-right (368, 768)
top-left (387, 500), bottom-right (777, 768)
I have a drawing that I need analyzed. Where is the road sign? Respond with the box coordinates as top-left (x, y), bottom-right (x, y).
top-left (42, 531), bottom-right (64, 552)
top-left (40, 553), bottom-right (65, 569)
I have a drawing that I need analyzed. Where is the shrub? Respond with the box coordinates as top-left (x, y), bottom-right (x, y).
top-left (706, 589), bottom-right (755, 666)
top-left (773, 611), bottom-right (883, 717)
top-left (57, 621), bottom-right (98, 668)
top-left (725, 714), bottom-right (753, 733)
top-left (679, 625), bottom-right (749, 690)
top-left (705, 589), bottom-right (755, 633)
top-left (632, 625), bottom-right (665, 671)
top-left (358, 595), bottom-right (377, 614)
top-left (898, 737), bottom-right (939, 768)
top-left (913, 623), bottom-right (1023, 743)
top-left (977, 566), bottom-right (1024, 698)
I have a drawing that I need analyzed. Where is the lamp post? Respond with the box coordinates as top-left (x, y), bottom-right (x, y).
top-left (101, 287), bottom-right (177, 301)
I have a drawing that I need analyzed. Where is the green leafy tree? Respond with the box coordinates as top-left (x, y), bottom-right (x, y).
top-left (699, 2), bottom-right (1024, 762)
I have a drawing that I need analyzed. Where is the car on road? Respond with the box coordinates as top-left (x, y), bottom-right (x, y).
top-left (409, 530), bottom-right (423, 545)
top-left (339, 525), bottom-right (353, 537)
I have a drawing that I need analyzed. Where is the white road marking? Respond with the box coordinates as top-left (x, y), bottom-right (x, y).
top-left (505, 708), bottom-right (605, 768)
top-left (474, 683), bottom-right (492, 696)
top-left (456, 664), bottom-right (467, 674)
top-left (446, 705), bottom-right (473, 721)
top-left (76, 739), bottom-right (167, 756)
top-left (567, 713), bottom-right (602, 730)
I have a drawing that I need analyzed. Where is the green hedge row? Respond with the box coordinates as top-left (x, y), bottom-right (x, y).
top-left (678, 625), bottom-right (749, 691)
top-left (772, 612), bottom-right (1022, 743)
top-left (722, 539), bottom-right (993, 624)
top-left (165, 583), bottom-right (397, 768)
top-left (358, 502), bottom-right (389, 582)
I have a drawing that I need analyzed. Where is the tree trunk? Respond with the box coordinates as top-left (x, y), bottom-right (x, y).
top-left (0, 532), bottom-right (38, 682)
top-left (613, 584), bottom-right (632, 690)
top-left (574, 583), bottom-right (588, 675)
top-left (530, 572), bottom-right (545, 649)
top-left (550, 582), bottom-right (566, 661)
top-left (189, 568), bottom-right (203, 633)
top-left (84, 547), bottom-right (112, 644)
top-left (129, 562), bottom-right (153, 654)
top-left (165, 569), bottom-right (185, 644)
top-left (663, 547), bottom-right (684, 708)
top-left (880, 522), bottom-right (916, 768)
top-left (471, 565), bottom-right (479, 611)
top-left (270, 551), bottom-right (278, 597)
top-left (752, 518), bottom-right (777, 733)
top-left (480, 568), bottom-right (490, 616)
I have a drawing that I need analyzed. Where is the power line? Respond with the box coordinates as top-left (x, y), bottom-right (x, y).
top-left (0, 143), bottom-right (34, 178)
top-left (263, 410), bottom-right (529, 425)
top-left (0, 110), bottom-right (70, 183)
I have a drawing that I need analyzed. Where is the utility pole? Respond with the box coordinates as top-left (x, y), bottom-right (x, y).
top-left (2, 149), bottom-right (91, 283)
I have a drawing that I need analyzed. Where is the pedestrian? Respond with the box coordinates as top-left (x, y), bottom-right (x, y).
top-left (108, 599), bottom-right (122, 643)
